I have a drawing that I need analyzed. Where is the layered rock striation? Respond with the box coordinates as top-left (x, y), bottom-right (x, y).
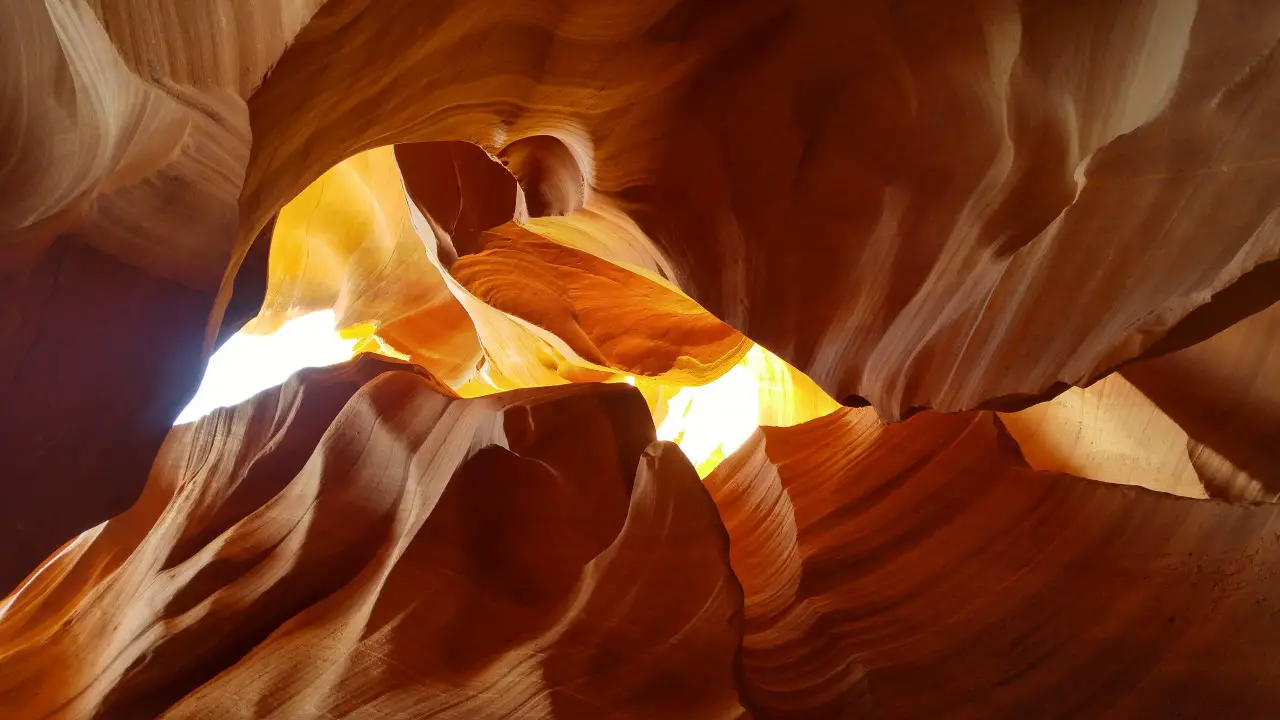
top-left (3, 1), bottom-right (1280, 717)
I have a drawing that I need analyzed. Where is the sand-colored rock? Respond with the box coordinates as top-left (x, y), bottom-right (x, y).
top-left (999, 374), bottom-right (1206, 497)
top-left (252, 146), bottom-right (482, 385)
top-left (1124, 302), bottom-right (1280, 501)
top-left (998, 300), bottom-right (1280, 501)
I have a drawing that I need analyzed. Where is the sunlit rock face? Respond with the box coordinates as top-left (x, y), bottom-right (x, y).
top-left (176, 146), bottom-right (837, 479)
top-left (3, 0), bottom-right (1280, 717)
top-left (180, 306), bottom-right (831, 478)
top-left (255, 146), bottom-right (484, 386)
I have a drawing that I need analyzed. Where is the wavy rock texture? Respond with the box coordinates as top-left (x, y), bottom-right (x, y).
top-left (395, 140), bottom-right (751, 388)
top-left (7, 0), bottom-right (1280, 580)
top-left (238, 0), bottom-right (1280, 419)
top-left (6, 361), bottom-right (1277, 718)
top-left (252, 146), bottom-right (482, 385)
top-left (0, 358), bottom-right (748, 719)
top-left (706, 407), bottom-right (1280, 718)
top-left (4, 0), bottom-right (1280, 717)
top-left (0, 0), bottom-right (321, 593)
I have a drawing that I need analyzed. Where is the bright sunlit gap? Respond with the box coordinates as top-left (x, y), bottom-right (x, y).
top-left (653, 363), bottom-right (761, 476)
top-left (178, 317), bottom-right (835, 476)
top-left (175, 310), bottom-right (359, 424)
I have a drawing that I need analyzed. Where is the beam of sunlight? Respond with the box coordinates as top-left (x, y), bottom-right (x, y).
top-left (177, 314), bottom-right (838, 480)
top-left (649, 343), bottom-right (840, 477)
top-left (175, 310), bottom-right (358, 424)
top-left (654, 363), bottom-right (762, 477)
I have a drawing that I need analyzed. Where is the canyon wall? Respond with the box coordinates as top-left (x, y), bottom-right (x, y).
top-left (3, 0), bottom-right (1280, 717)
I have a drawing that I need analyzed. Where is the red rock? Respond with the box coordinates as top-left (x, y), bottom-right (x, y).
top-left (3, 2), bottom-right (1280, 716)
top-left (707, 407), bottom-right (1280, 717)
top-left (0, 358), bottom-right (747, 718)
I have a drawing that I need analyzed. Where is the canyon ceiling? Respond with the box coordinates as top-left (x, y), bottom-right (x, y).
top-left (2, 0), bottom-right (1279, 718)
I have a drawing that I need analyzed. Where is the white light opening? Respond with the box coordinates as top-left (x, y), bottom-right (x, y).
top-left (175, 310), bottom-right (357, 424)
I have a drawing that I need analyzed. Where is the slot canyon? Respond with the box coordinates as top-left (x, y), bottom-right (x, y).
top-left (2, 1), bottom-right (1280, 717)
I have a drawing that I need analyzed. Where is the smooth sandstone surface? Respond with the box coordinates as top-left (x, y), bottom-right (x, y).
top-left (0, 358), bottom-right (747, 719)
top-left (0, 0), bottom-right (313, 592)
top-left (4, 361), bottom-right (1278, 718)
top-left (1124, 301), bottom-right (1280, 502)
top-left (707, 407), bottom-right (1280, 718)
top-left (6, 1), bottom-right (1280, 572)
top-left (999, 374), bottom-right (1207, 498)
top-left (239, 0), bottom-right (1280, 419)
top-left (3, 1), bottom-right (1280, 717)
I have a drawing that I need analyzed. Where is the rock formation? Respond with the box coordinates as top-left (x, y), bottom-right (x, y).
top-left (3, 0), bottom-right (1280, 717)
top-left (0, 357), bottom-right (750, 718)
top-left (708, 408), bottom-right (1280, 717)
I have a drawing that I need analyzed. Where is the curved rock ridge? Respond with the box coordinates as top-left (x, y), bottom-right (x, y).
top-left (453, 224), bottom-right (750, 383)
top-left (1124, 301), bottom-right (1280, 502)
top-left (704, 407), bottom-right (1280, 717)
top-left (8, 0), bottom-right (1280, 588)
top-left (395, 141), bottom-right (751, 388)
top-left (237, 0), bottom-right (1280, 419)
top-left (999, 374), bottom-right (1206, 498)
top-left (0, 356), bottom-right (748, 719)
top-left (6, 358), bottom-right (1277, 718)
top-left (990, 298), bottom-right (1280, 501)
top-left (0, 0), bottom-right (321, 595)
top-left (3, 2), bottom-right (1280, 716)
top-left (252, 146), bottom-right (482, 385)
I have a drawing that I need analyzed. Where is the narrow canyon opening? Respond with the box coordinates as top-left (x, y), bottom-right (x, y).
top-left (5, 3), bottom-right (1280, 717)
top-left (181, 307), bottom-right (824, 477)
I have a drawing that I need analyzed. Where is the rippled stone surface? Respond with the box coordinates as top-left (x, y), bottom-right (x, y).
top-left (3, 1), bottom-right (1280, 716)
